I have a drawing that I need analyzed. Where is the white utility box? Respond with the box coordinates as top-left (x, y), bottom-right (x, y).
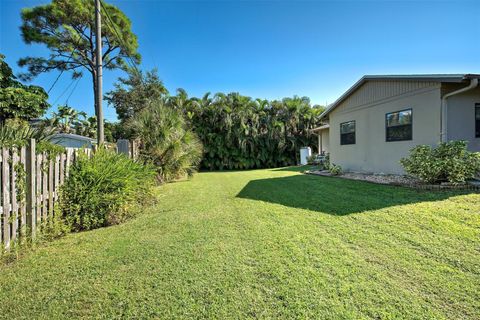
top-left (299, 147), bottom-right (312, 165)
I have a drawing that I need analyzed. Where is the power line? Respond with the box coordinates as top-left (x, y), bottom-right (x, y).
top-left (65, 77), bottom-right (81, 105)
top-left (51, 77), bottom-right (76, 106)
top-left (98, 0), bottom-right (142, 76)
top-left (46, 49), bottom-right (77, 94)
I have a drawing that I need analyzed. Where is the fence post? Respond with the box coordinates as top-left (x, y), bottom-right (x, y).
top-left (117, 139), bottom-right (130, 157)
top-left (26, 139), bottom-right (36, 238)
top-left (130, 140), bottom-right (138, 160)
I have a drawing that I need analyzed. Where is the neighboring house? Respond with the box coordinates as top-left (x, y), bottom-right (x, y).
top-left (314, 74), bottom-right (480, 174)
top-left (49, 133), bottom-right (96, 149)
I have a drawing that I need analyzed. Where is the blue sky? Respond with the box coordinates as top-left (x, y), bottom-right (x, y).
top-left (1, 0), bottom-right (479, 121)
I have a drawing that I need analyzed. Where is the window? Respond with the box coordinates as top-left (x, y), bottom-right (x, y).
top-left (386, 109), bottom-right (412, 142)
top-left (476, 104), bottom-right (480, 138)
top-left (340, 121), bottom-right (355, 145)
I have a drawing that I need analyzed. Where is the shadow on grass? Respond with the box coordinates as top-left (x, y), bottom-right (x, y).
top-left (236, 174), bottom-right (473, 215)
top-left (271, 165), bottom-right (318, 173)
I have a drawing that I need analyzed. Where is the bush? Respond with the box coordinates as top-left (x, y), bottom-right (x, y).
top-left (60, 148), bottom-right (156, 231)
top-left (129, 99), bottom-right (203, 183)
top-left (400, 140), bottom-right (480, 184)
top-left (329, 163), bottom-right (342, 175)
top-left (306, 154), bottom-right (317, 165)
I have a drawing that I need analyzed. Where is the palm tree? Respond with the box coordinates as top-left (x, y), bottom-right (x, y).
top-left (50, 105), bottom-right (87, 134)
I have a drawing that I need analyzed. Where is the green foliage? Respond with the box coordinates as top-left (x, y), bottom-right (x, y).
top-left (329, 163), bottom-right (343, 175)
top-left (105, 68), bottom-right (168, 125)
top-left (38, 212), bottom-right (71, 242)
top-left (174, 92), bottom-right (324, 170)
top-left (19, 0), bottom-right (140, 78)
top-left (18, 0), bottom-right (140, 119)
top-left (0, 119), bottom-right (53, 147)
top-left (36, 140), bottom-right (65, 158)
top-left (129, 99), bottom-right (203, 183)
top-left (401, 140), bottom-right (480, 184)
top-left (107, 70), bottom-right (324, 170)
top-left (42, 107), bottom-right (121, 142)
top-left (306, 154), bottom-right (317, 165)
top-left (60, 148), bottom-right (156, 231)
top-left (0, 54), bottom-right (49, 121)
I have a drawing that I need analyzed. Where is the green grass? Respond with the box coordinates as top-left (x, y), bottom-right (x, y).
top-left (1, 167), bottom-right (479, 319)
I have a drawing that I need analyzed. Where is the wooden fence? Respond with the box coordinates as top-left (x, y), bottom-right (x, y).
top-left (1, 139), bottom-right (137, 250)
top-left (0, 139), bottom-right (92, 250)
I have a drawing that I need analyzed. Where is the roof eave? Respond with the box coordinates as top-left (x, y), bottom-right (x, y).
top-left (319, 74), bottom-right (480, 119)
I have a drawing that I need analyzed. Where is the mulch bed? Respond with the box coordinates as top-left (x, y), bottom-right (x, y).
top-left (305, 169), bottom-right (480, 191)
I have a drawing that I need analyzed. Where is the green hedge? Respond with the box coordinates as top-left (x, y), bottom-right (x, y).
top-left (60, 148), bottom-right (156, 231)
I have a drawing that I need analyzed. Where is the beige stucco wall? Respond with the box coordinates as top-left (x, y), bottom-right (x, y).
top-left (328, 81), bottom-right (442, 174)
top-left (446, 86), bottom-right (480, 151)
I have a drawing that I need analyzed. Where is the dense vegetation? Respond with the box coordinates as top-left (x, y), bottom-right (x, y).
top-left (129, 100), bottom-right (203, 182)
top-left (0, 54), bottom-right (49, 121)
top-left (107, 70), bottom-right (325, 170)
top-left (401, 140), bottom-right (480, 184)
top-left (60, 148), bottom-right (156, 231)
top-left (181, 92), bottom-right (323, 170)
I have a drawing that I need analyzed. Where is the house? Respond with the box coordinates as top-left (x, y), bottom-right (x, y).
top-left (49, 133), bottom-right (96, 149)
top-left (314, 74), bottom-right (480, 174)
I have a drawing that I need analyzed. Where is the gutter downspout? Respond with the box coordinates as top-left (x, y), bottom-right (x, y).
top-left (440, 78), bottom-right (478, 142)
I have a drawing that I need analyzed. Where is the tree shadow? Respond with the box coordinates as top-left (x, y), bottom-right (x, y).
top-left (236, 174), bottom-right (474, 216)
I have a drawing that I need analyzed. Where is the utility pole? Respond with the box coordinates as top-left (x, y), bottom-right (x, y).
top-left (95, 0), bottom-right (104, 144)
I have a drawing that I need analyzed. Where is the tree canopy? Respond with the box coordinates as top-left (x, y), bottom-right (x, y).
top-left (107, 69), bottom-right (325, 170)
top-left (105, 68), bottom-right (168, 123)
top-left (19, 0), bottom-right (140, 80)
top-left (0, 54), bottom-right (49, 122)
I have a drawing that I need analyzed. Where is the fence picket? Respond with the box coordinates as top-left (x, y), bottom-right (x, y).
top-left (48, 157), bottom-right (54, 217)
top-left (59, 153), bottom-right (65, 186)
top-left (35, 153), bottom-right (41, 226)
top-left (2, 148), bottom-right (11, 249)
top-left (26, 140), bottom-right (36, 237)
top-left (11, 148), bottom-right (19, 244)
top-left (2, 140), bottom-right (136, 249)
top-left (54, 155), bottom-right (60, 202)
top-left (42, 153), bottom-right (48, 222)
top-left (20, 146), bottom-right (27, 237)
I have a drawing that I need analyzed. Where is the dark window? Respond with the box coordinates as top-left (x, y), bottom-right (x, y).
top-left (476, 104), bottom-right (480, 138)
top-left (340, 121), bottom-right (355, 145)
top-left (386, 109), bottom-right (412, 141)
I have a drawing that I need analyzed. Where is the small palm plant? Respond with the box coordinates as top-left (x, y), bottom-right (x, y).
top-left (129, 99), bottom-right (203, 183)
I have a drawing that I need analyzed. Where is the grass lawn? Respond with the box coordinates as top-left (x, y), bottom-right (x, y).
top-left (1, 167), bottom-right (479, 319)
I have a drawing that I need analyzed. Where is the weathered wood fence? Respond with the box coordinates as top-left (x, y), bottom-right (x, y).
top-left (1, 139), bottom-right (137, 250)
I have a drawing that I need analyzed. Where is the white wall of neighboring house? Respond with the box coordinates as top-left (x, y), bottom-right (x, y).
top-left (50, 134), bottom-right (95, 149)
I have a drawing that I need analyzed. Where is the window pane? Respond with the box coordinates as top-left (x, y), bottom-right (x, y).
top-left (476, 105), bottom-right (480, 137)
top-left (387, 125), bottom-right (412, 141)
top-left (387, 109), bottom-right (412, 127)
top-left (341, 132), bottom-right (355, 145)
top-left (340, 121), bottom-right (355, 134)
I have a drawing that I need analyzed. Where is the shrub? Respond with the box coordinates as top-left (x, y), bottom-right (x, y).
top-left (129, 99), bottom-right (203, 183)
top-left (400, 140), bottom-right (480, 184)
top-left (306, 154), bottom-right (317, 165)
top-left (60, 148), bottom-right (156, 231)
top-left (329, 163), bottom-right (342, 175)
